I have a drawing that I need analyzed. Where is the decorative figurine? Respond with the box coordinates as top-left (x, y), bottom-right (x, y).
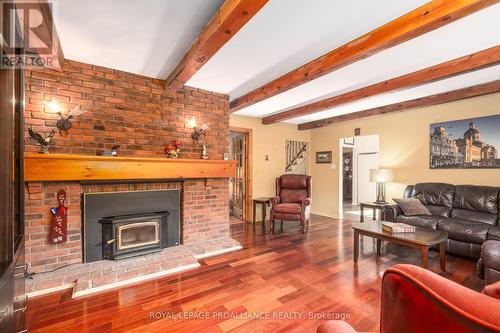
top-left (50, 190), bottom-right (68, 244)
top-left (28, 126), bottom-right (55, 153)
top-left (97, 145), bottom-right (120, 156)
top-left (55, 104), bottom-right (88, 136)
top-left (201, 144), bottom-right (209, 159)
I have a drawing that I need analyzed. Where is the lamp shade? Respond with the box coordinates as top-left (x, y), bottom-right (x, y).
top-left (370, 168), bottom-right (393, 183)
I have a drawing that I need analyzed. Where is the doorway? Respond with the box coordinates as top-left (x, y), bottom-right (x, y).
top-left (229, 127), bottom-right (252, 222)
top-left (339, 135), bottom-right (380, 220)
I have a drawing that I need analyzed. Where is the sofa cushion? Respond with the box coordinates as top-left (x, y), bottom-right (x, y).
top-left (273, 203), bottom-right (302, 214)
top-left (425, 205), bottom-right (452, 217)
top-left (394, 198), bottom-right (432, 216)
top-left (396, 215), bottom-right (441, 230)
top-left (438, 218), bottom-right (490, 244)
top-left (452, 185), bottom-right (499, 225)
top-left (411, 183), bottom-right (455, 207)
top-left (280, 189), bottom-right (308, 203)
top-left (451, 209), bottom-right (497, 225)
top-left (279, 174), bottom-right (308, 189)
top-left (410, 183), bottom-right (455, 217)
top-left (454, 185), bottom-right (499, 214)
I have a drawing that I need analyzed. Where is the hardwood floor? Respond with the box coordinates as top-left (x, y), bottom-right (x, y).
top-left (26, 215), bottom-right (481, 333)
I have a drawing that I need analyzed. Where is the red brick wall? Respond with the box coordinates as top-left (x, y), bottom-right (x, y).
top-left (24, 59), bottom-right (229, 158)
top-left (25, 182), bottom-right (82, 272)
top-left (23, 60), bottom-right (231, 273)
top-left (183, 179), bottom-right (230, 243)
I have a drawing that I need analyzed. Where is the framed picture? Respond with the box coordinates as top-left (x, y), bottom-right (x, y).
top-left (316, 151), bottom-right (332, 164)
top-left (429, 114), bottom-right (500, 169)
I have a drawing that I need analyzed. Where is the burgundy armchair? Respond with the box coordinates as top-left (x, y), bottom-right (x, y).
top-left (317, 264), bottom-right (500, 333)
top-left (270, 174), bottom-right (311, 233)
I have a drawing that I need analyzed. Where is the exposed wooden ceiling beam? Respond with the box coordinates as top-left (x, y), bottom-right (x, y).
top-left (262, 45), bottom-right (500, 124)
top-left (165, 0), bottom-right (269, 90)
top-left (298, 80), bottom-right (500, 130)
top-left (229, 0), bottom-right (498, 113)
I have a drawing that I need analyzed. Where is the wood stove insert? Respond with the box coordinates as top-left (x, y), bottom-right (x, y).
top-left (99, 212), bottom-right (175, 260)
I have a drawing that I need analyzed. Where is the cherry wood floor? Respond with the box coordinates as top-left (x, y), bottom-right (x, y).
top-left (27, 215), bottom-right (482, 333)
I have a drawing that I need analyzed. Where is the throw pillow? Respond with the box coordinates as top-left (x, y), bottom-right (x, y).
top-left (393, 198), bottom-right (432, 216)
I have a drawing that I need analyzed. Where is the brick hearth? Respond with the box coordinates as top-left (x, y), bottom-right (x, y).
top-left (26, 238), bottom-right (242, 298)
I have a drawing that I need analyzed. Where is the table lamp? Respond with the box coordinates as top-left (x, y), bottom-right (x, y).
top-left (370, 169), bottom-right (393, 203)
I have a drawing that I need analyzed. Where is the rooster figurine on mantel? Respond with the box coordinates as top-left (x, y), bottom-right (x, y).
top-left (28, 126), bottom-right (55, 153)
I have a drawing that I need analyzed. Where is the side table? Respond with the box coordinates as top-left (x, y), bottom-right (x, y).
top-left (359, 201), bottom-right (390, 222)
top-left (252, 198), bottom-right (270, 224)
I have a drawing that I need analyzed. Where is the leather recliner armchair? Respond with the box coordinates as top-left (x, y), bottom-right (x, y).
top-left (270, 174), bottom-right (311, 233)
top-left (317, 264), bottom-right (500, 333)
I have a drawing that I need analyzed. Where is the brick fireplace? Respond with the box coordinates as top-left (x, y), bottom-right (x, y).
top-left (25, 179), bottom-right (231, 273)
top-left (23, 59), bottom-right (238, 285)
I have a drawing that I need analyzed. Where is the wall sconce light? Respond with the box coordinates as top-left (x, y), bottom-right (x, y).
top-left (46, 100), bottom-right (87, 136)
top-left (188, 116), bottom-right (209, 143)
top-left (47, 100), bottom-right (61, 113)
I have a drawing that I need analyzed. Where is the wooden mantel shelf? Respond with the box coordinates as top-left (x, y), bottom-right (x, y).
top-left (24, 153), bottom-right (237, 182)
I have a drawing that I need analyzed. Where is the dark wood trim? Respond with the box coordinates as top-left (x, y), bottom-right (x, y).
top-left (298, 80), bottom-right (500, 130)
top-left (229, 0), bottom-right (497, 112)
top-left (263, 45), bottom-right (500, 124)
top-left (230, 126), bottom-right (253, 223)
top-left (165, 0), bottom-right (269, 90)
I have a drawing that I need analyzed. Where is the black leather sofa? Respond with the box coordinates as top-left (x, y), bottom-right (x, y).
top-left (382, 183), bottom-right (500, 258)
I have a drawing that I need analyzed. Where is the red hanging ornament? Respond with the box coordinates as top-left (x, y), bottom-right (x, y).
top-left (50, 189), bottom-right (68, 244)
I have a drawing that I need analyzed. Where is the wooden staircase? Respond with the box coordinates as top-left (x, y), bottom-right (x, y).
top-left (285, 140), bottom-right (308, 173)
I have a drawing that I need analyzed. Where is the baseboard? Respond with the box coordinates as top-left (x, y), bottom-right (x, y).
top-left (26, 284), bottom-right (74, 299)
top-left (310, 211), bottom-right (339, 219)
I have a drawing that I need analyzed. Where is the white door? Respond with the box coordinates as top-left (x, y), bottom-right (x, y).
top-left (357, 153), bottom-right (379, 204)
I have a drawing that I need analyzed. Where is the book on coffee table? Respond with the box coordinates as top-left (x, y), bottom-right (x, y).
top-left (381, 222), bottom-right (415, 233)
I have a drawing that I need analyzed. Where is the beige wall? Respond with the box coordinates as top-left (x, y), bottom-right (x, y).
top-left (230, 115), bottom-right (311, 199)
top-left (309, 92), bottom-right (500, 218)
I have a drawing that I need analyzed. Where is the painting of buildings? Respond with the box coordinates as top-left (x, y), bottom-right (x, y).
top-left (430, 115), bottom-right (500, 169)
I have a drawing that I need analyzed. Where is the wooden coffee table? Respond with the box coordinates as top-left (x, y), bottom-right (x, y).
top-left (352, 221), bottom-right (448, 271)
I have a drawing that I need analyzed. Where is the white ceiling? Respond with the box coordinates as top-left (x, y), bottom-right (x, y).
top-left (52, 0), bottom-right (500, 126)
top-left (52, 0), bottom-right (223, 78)
top-left (186, 0), bottom-right (429, 97)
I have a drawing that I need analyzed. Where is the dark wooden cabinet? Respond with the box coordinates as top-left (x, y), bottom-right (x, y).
top-left (0, 2), bottom-right (26, 331)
